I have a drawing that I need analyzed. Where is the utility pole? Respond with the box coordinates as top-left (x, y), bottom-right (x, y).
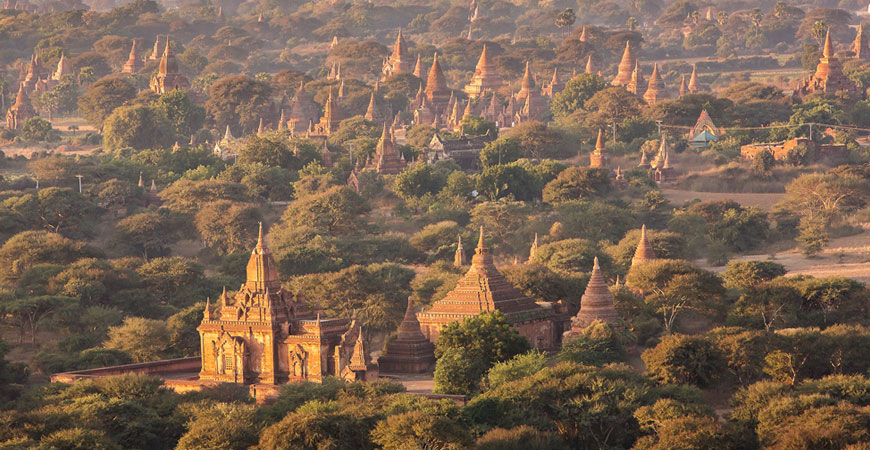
top-left (656, 119), bottom-right (663, 135)
top-left (808, 123), bottom-right (813, 140)
top-left (75, 175), bottom-right (83, 193)
top-left (35, 176), bottom-right (38, 190)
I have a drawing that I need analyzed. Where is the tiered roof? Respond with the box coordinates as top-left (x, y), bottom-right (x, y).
top-left (570, 257), bottom-right (620, 329)
top-left (642, 63), bottom-right (668, 104)
top-left (631, 225), bottom-right (657, 268)
top-left (463, 44), bottom-right (504, 98)
top-left (612, 40), bottom-right (637, 87)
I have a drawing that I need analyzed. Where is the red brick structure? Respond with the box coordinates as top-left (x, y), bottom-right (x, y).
top-left (150, 38), bottom-right (190, 94)
top-left (589, 129), bottom-right (609, 169)
top-left (643, 63), bottom-right (669, 105)
top-left (122, 39), bottom-right (144, 74)
top-left (378, 297), bottom-right (436, 373)
top-left (382, 29), bottom-right (414, 80)
top-left (288, 82), bottom-right (320, 136)
top-left (626, 61), bottom-right (644, 95)
top-left (454, 236), bottom-right (468, 267)
top-left (425, 53), bottom-right (451, 115)
top-left (794, 30), bottom-right (861, 98)
top-left (197, 224), bottom-right (378, 384)
top-left (6, 83), bottom-right (35, 130)
top-left (365, 123), bottom-right (407, 175)
top-left (417, 227), bottom-right (564, 350)
top-left (565, 257), bottom-right (621, 335)
top-left (740, 137), bottom-right (845, 161)
top-left (631, 225), bottom-right (656, 268)
top-left (612, 40), bottom-right (637, 87)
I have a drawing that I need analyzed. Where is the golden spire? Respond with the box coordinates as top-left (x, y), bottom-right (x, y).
top-left (477, 225), bottom-right (487, 250)
top-left (824, 28), bottom-right (833, 59)
top-left (595, 128), bottom-right (604, 151)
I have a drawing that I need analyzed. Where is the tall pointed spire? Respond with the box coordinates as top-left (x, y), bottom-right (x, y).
top-left (585, 55), bottom-right (595, 74)
top-left (579, 26), bottom-right (588, 42)
top-left (590, 129), bottom-right (608, 169)
top-left (425, 52), bottom-right (451, 112)
top-left (454, 236), bottom-right (468, 267)
top-left (463, 44), bottom-right (503, 98)
top-left (378, 295), bottom-right (436, 373)
top-left (679, 74), bottom-right (687, 98)
top-left (528, 233), bottom-right (538, 263)
top-left (824, 28), bottom-right (833, 60)
top-left (569, 256), bottom-right (621, 329)
top-left (122, 38), bottom-right (144, 74)
top-left (688, 64), bottom-right (699, 93)
top-left (643, 63), bottom-right (668, 105)
top-left (855, 25), bottom-right (869, 60)
top-left (612, 40), bottom-right (636, 86)
top-left (631, 224), bottom-right (657, 268)
top-left (477, 225), bottom-right (487, 250)
top-left (413, 54), bottom-right (423, 78)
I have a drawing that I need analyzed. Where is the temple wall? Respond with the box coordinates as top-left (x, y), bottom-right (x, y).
top-left (51, 357), bottom-right (202, 383)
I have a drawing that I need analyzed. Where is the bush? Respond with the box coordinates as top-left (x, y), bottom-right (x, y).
top-left (642, 334), bottom-right (727, 387)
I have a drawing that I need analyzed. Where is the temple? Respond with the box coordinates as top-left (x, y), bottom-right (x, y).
top-left (417, 227), bottom-right (565, 350)
top-left (197, 224), bottom-right (378, 384)
top-left (463, 45), bottom-right (504, 99)
top-left (855, 25), bottom-right (869, 60)
top-left (122, 39), bottom-right (144, 74)
top-left (687, 64), bottom-right (700, 93)
top-left (589, 129), bottom-right (608, 169)
top-left (626, 61), bottom-right (644, 95)
top-left (287, 82), bottom-right (319, 135)
top-left (377, 298), bottom-right (436, 373)
top-left (382, 29), bottom-right (414, 79)
top-left (6, 84), bottom-right (35, 130)
top-left (687, 109), bottom-right (721, 149)
top-left (650, 135), bottom-right (675, 182)
top-left (642, 63), bottom-right (668, 104)
top-left (794, 30), bottom-right (861, 98)
top-left (564, 257), bottom-right (621, 335)
top-left (612, 40), bottom-right (637, 87)
top-left (365, 123), bottom-right (407, 174)
top-left (425, 53), bottom-right (451, 115)
top-left (150, 38), bottom-right (190, 94)
top-left (631, 225), bottom-right (657, 268)
top-left (513, 62), bottom-right (547, 122)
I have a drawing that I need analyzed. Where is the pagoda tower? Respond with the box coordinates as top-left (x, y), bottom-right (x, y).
top-left (150, 38), bottom-right (190, 94)
top-left (6, 83), bottom-right (35, 130)
top-left (566, 257), bottom-right (621, 332)
top-left (413, 54), bottom-right (424, 78)
top-left (585, 55), bottom-right (596, 75)
top-left (382, 29), bottom-right (414, 79)
top-left (364, 91), bottom-right (385, 123)
top-left (21, 55), bottom-right (39, 92)
top-left (514, 62), bottom-right (546, 122)
top-left (688, 64), bottom-right (699, 93)
top-left (463, 44), bottom-right (504, 99)
top-left (288, 82), bottom-right (319, 135)
top-left (612, 40), bottom-right (637, 87)
top-left (312, 88), bottom-right (343, 136)
top-left (631, 225), bottom-right (657, 268)
top-left (147, 35), bottom-right (164, 61)
top-left (122, 39), bottom-right (144, 74)
top-left (366, 123), bottom-right (407, 174)
top-left (53, 53), bottom-right (73, 81)
top-left (856, 25), bottom-right (869, 60)
top-left (643, 63), bottom-right (668, 105)
top-left (528, 233), bottom-right (538, 263)
top-left (679, 75), bottom-right (687, 98)
top-left (454, 236), bottom-right (468, 267)
top-left (626, 61), bottom-right (644, 95)
top-left (378, 297), bottom-right (436, 373)
top-left (589, 129), bottom-right (608, 169)
top-left (417, 226), bottom-right (562, 349)
top-left (579, 26), bottom-right (588, 42)
top-left (425, 53), bottom-right (451, 114)
top-left (794, 30), bottom-right (861, 97)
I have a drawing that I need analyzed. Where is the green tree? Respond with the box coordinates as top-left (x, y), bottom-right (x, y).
top-left (114, 212), bottom-right (180, 260)
top-left (558, 321), bottom-right (628, 366)
top-left (433, 311), bottom-right (529, 395)
top-left (555, 8), bottom-right (576, 36)
top-left (77, 75), bottom-right (136, 129)
top-left (479, 138), bottom-right (522, 167)
top-left (370, 401), bottom-right (473, 450)
top-left (152, 90), bottom-right (205, 141)
top-left (551, 74), bottom-right (608, 118)
top-left (542, 167), bottom-right (611, 204)
top-left (236, 132), bottom-right (296, 168)
top-left (103, 104), bottom-right (172, 150)
top-left (20, 117), bottom-right (59, 142)
top-left (194, 201), bottom-right (262, 254)
top-left (642, 334), bottom-right (727, 387)
top-left (797, 216), bottom-right (829, 256)
top-left (176, 403), bottom-right (260, 450)
top-left (103, 317), bottom-right (171, 363)
top-left (36, 76), bottom-right (79, 120)
top-left (460, 116), bottom-right (498, 137)
top-left (393, 163), bottom-right (447, 203)
top-left (722, 261), bottom-right (787, 290)
top-left (7, 295), bottom-right (77, 344)
top-left (273, 186), bottom-right (369, 237)
top-left (206, 75), bottom-right (273, 135)
top-left (0, 231), bottom-right (96, 285)
top-left (476, 163), bottom-right (540, 201)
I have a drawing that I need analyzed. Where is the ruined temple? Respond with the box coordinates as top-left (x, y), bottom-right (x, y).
top-left (417, 227), bottom-right (565, 350)
top-left (794, 30), bottom-right (861, 98)
top-left (6, 83), bottom-right (35, 130)
top-left (287, 82), bottom-right (320, 135)
top-left (382, 29), bottom-right (414, 79)
top-left (589, 129), bottom-right (608, 169)
top-left (365, 123), bottom-right (406, 175)
top-left (122, 39), bottom-right (144, 74)
top-left (513, 62), bottom-right (547, 123)
top-left (197, 225), bottom-right (378, 384)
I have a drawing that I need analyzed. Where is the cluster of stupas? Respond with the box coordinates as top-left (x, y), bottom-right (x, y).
top-left (6, 52), bottom-right (75, 129)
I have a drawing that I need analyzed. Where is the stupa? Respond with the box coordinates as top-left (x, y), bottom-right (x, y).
top-left (612, 40), bottom-right (637, 87)
top-left (630, 225), bottom-right (657, 268)
top-left (378, 297), bottom-right (436, 373)
top-left (463, 44), bottom-right (504, 99)
top-left (566, 257), bottom-right (621, 332)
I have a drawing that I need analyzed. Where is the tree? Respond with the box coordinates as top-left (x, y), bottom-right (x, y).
top-left (460, 116), bottom-right (498, 137)
top-left (393, 163), bottom-right (447, 203)
top-left (176, 403), bottom-right (260, 450)
top-left (555, 9), bottom-right (576, 37)
top-left (160, 179), bottom-right (253, 214)
top-left (135, 257), bottom-right (205, 306)
top-left (476, 426), bottom-right (569, 450)
top-left (36, 76), bottom-right (79, 120)
top-left (103, 104), bottom-right (172, 150)
top-left (103, 317), bottom-right (171, 363)
top-left (152, 90), bottom-right (205, 141)
top-left (7, 295), bottom-right (77, 344)
top-left (750, 148), bottom-right (775, 176)
top-left (626, 260), bottom-right (725, 333)
top-left (433, 311), bottom-right (529, 395)
top-left (583, 87), bottom-right (643, 129)
top-left (370, 402), bottom-right (473, 450)
top-left (797, 216), bottom-right (828, 256)
top-left (0, 231), bottom-right (97, 285)
top-left (642, 334), bottom-right (726, 387)
top-left (504, 121), bottom-right (571, 159)
top-left (273, 186), bottom-right (369, 237)
top-left (206, 75), bottom-right (273, 135)
top-left (551, 74), bottom-right (608, 118)
top-left (607, 228), bottom-right (686, 270)
top-left (114, 212), bottom-right (180, 260)
top-left (486, 351), bottom-right (548, 389)
top-left (479, 138), bottom-right (522, 167)
top-left (542, 167), bottom-right (611, 204)
top-left (20, 118), bottom-right (59, 142)
top-left (558, 321), bottom-right (628, 366)
top-left (476, 163), bottom-right (541, 201)
top-left (194, 201), bottom-right (262, 254)
top-left (530, 238), bottom-right (606, 275)
top-left (33, 188), bottom-right (100, 237)
top-left (217, 163), bottom-right (294, 201)
top-left (236, 132), bottom-right (296, 169)
top-left (722, 261), bottom-right (787, 291)
top-left (77, 76), bottom-right (136, 129)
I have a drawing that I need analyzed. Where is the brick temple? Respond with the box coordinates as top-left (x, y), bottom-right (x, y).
top-left (417, 227), bottom-right (566, 349)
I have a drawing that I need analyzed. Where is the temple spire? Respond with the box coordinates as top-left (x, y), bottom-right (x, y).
top-left (631, 224), bottom-right (657, 267)
top-left (477, 225), bottom-right (487, 250)
top-left (824, 29), bottom-right (833, 59)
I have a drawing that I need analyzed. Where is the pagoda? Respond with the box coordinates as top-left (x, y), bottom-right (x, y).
top-left (794, 30), bottom-right (861, 98)
top-left (378, 297), bottom-right (436, 373)
top-left (463, 44), bottom-right (504, 99)
top-left (53, 53), bottom-right (73, 81)
top-left (311, 88), bottom-right (343, 136)
top-left (688, 109), bottom-right (721, 148)
top-left (513, 62), bottom-right (546, 122)
top-left (687, 64), bottom-right (700, 93)
top-left (5, 83), bottom-right (35, 130)
top-left (565, 257), bottom-right (621, 333)
top-left (631, 225), bottom-right (657, 268)
top-left (147, 35), bottom-right (164, 61)
top-left (626, 61), bottom-right (644, 95)
top-left (382, 29), bottom-right (414, 79)
top-left (642, 63), bottom-right (668, 105)
top-left (425, 53), bottom-right (451, 114)
top-left (413, 54), bottom-right (424, 78)
top-left (197, 224), bottom-right (378, 384)
top-left (365, 123), bottom-right (407, 175)
top-left (364, 91), bottom-right (385, 123)
top-left (454, 236), bottom-right (468, 267)
top-left (678, 75), bottom-right (687, 98)
top-left (122, 39), bottom-right (144, 74)
top-left (589, 129), bottom-right (608, 169)
top-left (651, 135), bottom-right (675, 182)
top-left (855, 25), bottom-right (869, 60)
top-left (612, 40), bottom-right (637, 87)
top-left (528, 233), bottom-right (539, 262)
top-left (541, 68), bottom-right (564, 97)
top-left (150, 38), bottom-right (190, 94)
top-left (287, 82), bottom-right (319, 135)
top-left (585, 55), bottom-right (596, 75)
top-left (417, 227), bottom-right (563, 350)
